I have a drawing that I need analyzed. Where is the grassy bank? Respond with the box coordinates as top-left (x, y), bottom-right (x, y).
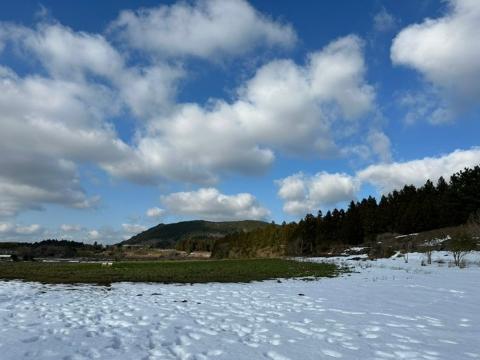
top-left (0, 258), bottom-right (338, 285)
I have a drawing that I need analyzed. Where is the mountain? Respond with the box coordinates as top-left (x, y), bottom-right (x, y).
top-left (120, 220), bottom-right (271, 249)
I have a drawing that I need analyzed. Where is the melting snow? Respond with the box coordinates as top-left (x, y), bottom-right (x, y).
top-left (0, 252), bottom-right (479, 359)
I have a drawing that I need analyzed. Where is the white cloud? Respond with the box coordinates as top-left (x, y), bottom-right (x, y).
top-left (0, 13), bottom-right (377, 218)
top-left (60, 226), bottom-right (126, 244)
top-left (15, 224), bottom-right (42, 235)
top-left (373, 7), bottom-right (397, 32)
top-left (118, 65), bottom-right (184, 119)
top-left (60, 224), bottom-right (81, 232)
top-left (146, 207), bottom-right (165, 218)
top-left (307, 35), bottom-right (375, 120)
top-left (0, 157), bottom-right (100, 217)
top-left (160, 188), bottom-right (270, 221)
top-left (0, 221), bottom-right (142, 245)
top-left (396, 89), bottom-right (451, 125)
top-left (342, 129), bottom-right (392, 163)
top-left (19, 23), bottom-right (124, 79)
top-left (1, 22), bottom-right (182, 118)
top-left (0, 223), bottom-right (44, 239)
top-left (87, 230), bottom-right (101, 240)
top-left (0, 22), bottom-right (182, 214)
top-left (0, 223), bottom-right (13, 233)
top-left (276, 172), bottom-right (359, 215)
top-left (367, 130), bottom-right (392, 163)
top-left (83, 228), bottom-right (123, 243)
top-left (357, 147), bottom-right (480, 194)
top-left (110, 0), bottom-right (296, 59)
top-left (391, 0), bottom-right (480, 121)
top-left (278, 147), bottom-right (480, 215)
top-left (121, 223), bottom-right (147, 235)
top-left (0, 67), bottom-right (125, 216)
top-left (1, 21), bottom-right (377, 193)
top-left (108, 35), bottom-right (375, 184)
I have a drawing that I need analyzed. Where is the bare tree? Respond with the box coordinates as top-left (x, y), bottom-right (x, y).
top-left (403, 241), bottom-right (411, 263)
top-left (424, 236), bottom-right (443, 265)
top-left (425, 243), bottom-right (433, 265)
top-left (449, 230), bottom-right (476, 267)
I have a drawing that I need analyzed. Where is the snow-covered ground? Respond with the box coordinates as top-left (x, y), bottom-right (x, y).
top-left (0, 252), bottom-right (479, 360)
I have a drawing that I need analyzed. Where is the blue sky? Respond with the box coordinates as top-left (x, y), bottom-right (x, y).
top-left (0, 0), bottom-right (479, 243)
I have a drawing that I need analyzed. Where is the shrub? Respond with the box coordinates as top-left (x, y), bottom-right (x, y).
top-left (449, 230), bottom-right (476, 267)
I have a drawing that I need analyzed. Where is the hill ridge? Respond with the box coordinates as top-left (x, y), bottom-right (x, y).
top-left (120, 219), bottom-right (270, 249)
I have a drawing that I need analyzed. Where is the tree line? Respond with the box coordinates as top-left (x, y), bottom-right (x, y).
top-left (0, 239), bottom-right (104, 260)
top-left (212, 166), bottom-right (480, 257)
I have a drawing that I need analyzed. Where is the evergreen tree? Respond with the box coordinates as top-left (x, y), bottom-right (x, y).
top-left (212, 166), bottom-right (480, 258)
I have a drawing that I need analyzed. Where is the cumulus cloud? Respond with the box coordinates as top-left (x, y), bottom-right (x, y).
top-left (146, 207), bottom-right (165, 219)
top-left (110, 0), bottom-right (296, 59)
top-left (0, 222), bottom-right (44, 241)
top-left (78, 227), bottom-right (124, 243)
top-left (0, 21), bottom-right (183, 215)
top-left (0, 157), bottom-right (100, 217)
top-left (23, 22), bottom-right (182, 116)
top-left (14, 23), bottom-right (124, 79)
top-left (0, 64), bottom-right (124, 215)
top-left (108, 35), bottom-right (375, 184)
top-left (276, 172), bottom-right (359, 215)
top-left (60, 224), bottom-right (82, 232)
top-left (391, 0), bottom-right (480, 122)
top-left (15, 224), bottom-right (42, 235)
top-left (0, 7), bottom-right (377, 220)
top-left (118, 65), bottom-right (184, 119)
top-left (160, 188), bottom-right (270, 221)
top-left (0, 221), bottom-right (144, 245)
top-left (0, 223), bottom-right (13, 233)
top-left (277, 147), bottom-right (480, 215)
top-left (0, 22), bottom-right (183, 118)
top-left (87, 230), bottom-right (101, 240)
top-left (121, 223), bottom-right (147, 235)
top-left (357, 147), bottom-right (480, 193)
top-left (1, 17), bottom-right (376, 192)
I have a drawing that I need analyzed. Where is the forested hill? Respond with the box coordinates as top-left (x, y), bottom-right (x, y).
top-left (212, 166), bottom-right (480, 258)
top-left (121, 220), bottom-right (270, 249)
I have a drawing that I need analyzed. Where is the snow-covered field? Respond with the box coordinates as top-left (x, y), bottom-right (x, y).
top-left (0, 252), bottom-right (479, 360)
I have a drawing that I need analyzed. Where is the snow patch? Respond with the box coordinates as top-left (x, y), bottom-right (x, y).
top-left (0, 252), bottom-right (479, 359)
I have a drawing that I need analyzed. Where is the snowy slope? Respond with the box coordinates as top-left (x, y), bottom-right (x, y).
top-left (0, 252), bottom-right (479, 360)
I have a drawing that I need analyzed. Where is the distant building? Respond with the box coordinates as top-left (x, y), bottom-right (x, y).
top-left (0, 254), bottom-right (12, 261)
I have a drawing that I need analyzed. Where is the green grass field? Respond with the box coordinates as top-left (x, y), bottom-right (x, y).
top-left (0, 259), bottom-right (338, 285)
